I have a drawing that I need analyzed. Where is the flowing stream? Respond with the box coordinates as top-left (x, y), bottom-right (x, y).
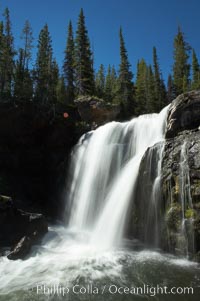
top-left (0, 106), bottom-right (200, 301)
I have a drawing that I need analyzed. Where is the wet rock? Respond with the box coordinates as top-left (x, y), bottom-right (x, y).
top-left (0, 195), bottom-right (48, 259)
top-left (7, 236), bottom-right (31, 260)
top-left (161, 130), bottom-right (200, 257)
top-left (165, 203), bottom-right (182, 232)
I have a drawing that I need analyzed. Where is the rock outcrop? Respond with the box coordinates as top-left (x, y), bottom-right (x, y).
top-left (127, 90), bottom-right (200, 261)
top-left (162, 130), bottom-right (200, 259)
top-left (166, 90), bottom-right (200, 138)
top-left (74, 96), bottom-right (120, 127)
top-left (0, 194), bottom-right (48, 260)
top-left (162, 91), bottom-right (200, 259)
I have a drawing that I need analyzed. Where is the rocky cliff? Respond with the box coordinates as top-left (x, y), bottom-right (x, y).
top-left (128, 90), bottom-right (200, 261)
top-left (162, 91), bottom-right (200, 260)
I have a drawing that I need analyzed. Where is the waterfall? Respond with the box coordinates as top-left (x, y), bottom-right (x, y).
top-left (67, 105), bottom-right (169, 249)
top-left (179, 141), bottom-right (195, 256)
top-left (142, 142), bottom-right (165, 247)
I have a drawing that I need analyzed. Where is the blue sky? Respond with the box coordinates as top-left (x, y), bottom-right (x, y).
top-left (0, 0), bottom-right (200, 82)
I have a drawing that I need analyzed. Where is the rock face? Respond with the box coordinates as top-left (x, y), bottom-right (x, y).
top-left (74, 96), bottom-right (120, 126)
top-left (162, 129), bottom-right (200, 258)
top-left (127, 142), bottom-right (164, 246)
top-left (0, 195), bottom-right (48, 260)
top-left (162, 91), bottom-right (200, 259)
top-left (166, 90), bottom-right (200, 138)
top-left (127, 90), bottom-right (200, 261)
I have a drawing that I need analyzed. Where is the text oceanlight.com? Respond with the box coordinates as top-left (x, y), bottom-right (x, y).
top-left (35, 284), bottom-right (194, 297)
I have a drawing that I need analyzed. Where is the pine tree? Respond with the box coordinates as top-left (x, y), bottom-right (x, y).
top-left (172, 27), bottom-right (190, 96)
top-left (104, 65), bottom-right (119, 102)
top-left (1, 8), bottom-right (15, 100)
top-left (152, 47), bottom-right (167, 112)
top-left (167, 74), bottom-right (175, 103)
top-left (146, 65), bottom-right (156, 113)
top-left (191, 49), bottom-right (200, 90)
top-left (135, 59), bottom-right (148, 115)
top-left (0, 21), bottom-right (5, 100)
top-left (20, 20), bottom-right (33, 70)
top-left (13, 21), bottom-right (34, 103)
top-left (56, 76), bottom-right (66, 103)
top-left (63, 20), bottom-right (75, 103)
top-left (95, 64), bottom-right (105, 98)
top-left (34, 24), bottom-right (53, 104)
top-left (74, 8), bottom-right (94, 96)
top-left (104, 65), bottom-right (112, 101)
top-left (118, 27), bottom-right (134, 116)
top-left (49, 59), bottom-right (59, 103)
top-left (110, 65), bottom-right (119, 103)
top-left (14, 48), bottom-right (33, 102)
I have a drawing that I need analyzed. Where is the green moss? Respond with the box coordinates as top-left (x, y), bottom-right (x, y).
top-left (174, 176), bottom-right (180, 195)
top-left (185, 208), bottom-right (195, 219)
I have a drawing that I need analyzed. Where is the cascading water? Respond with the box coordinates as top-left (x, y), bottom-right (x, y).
top-left (143, 142), bottom-right (165, 247)
top-left (178, 141), bottom-right (195, 256)
top-left (68, 106), bottom-right (169, 249)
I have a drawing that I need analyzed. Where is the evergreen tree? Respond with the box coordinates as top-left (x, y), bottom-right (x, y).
top-left (152, 47), bottom-right (167, 112)
top-left (0, 21), bottom-right (5, 100)
top-left (191, 49), bottom-right (200, 89)
top-left (74, 8), bottom-right (94, 96)
top-left (110, 65), bottom-right (119, 103)
top-left (104, 65), bottom-right (112, 101)
top-left (167, 74), bottom-right (175, 103)
top-left (146, 65), bottom-right (156, 113)
top-left (118, 27), bottom-right (134, 116)
top-left (95, 64), bottom-right (105, 98)
top-left (63, 20), bottom-right (75, 103)
top-left (0, 8), bottom-right (15, 100)
top-left (13, 21), bottom-right (33, 103)
top-left (20, 20), bottom-right (33, 70)
top-left (56, 76), bottom-right (66, 103)
top-left (172, 27), bottom-right (190, 96)
top-left (104, 65), bottom-right (119, 102)
top-left (135, 59), bottom-right (148, 115)
top-left (49, 58), bottom-right (59, 103)
top-left (34, 24), bottom-right (53, 104)
top-left (14, 48), bottom-right (33, 102)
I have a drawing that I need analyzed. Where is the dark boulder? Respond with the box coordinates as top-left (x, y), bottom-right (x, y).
top-left (166, 90), bottom-right (200, 139)
top-left (7, 236), bottom-right (31, 260)
top-left (0, 195), bottom-right (48, 259)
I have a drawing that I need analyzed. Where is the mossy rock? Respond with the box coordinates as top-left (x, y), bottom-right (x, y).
top-left (165, 203), bottom-right (182, 231)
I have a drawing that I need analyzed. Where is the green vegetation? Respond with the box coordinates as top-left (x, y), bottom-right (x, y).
top-left (185, 208), bottom-right (196, 219)
top-left (173, 27), bottom-right (190, 95)
top-left (0, 7), bottom-right (200, 118)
